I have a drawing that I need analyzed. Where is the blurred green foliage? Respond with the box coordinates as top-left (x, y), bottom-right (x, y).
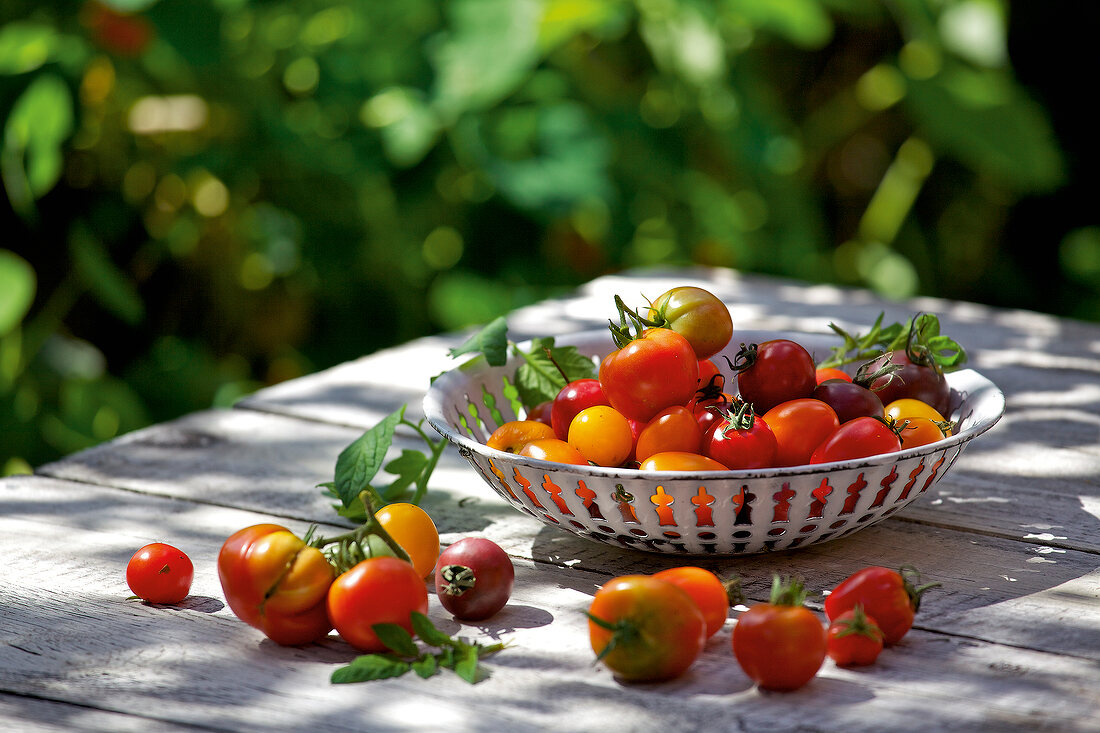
top-left (0, 0), bottom-right (1093, 472)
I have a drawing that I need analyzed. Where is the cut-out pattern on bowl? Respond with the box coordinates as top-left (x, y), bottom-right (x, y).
top-left (424, 330), bottom-right (1006, 555)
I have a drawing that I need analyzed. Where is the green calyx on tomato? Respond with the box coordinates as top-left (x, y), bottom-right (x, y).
top-left (714, 398), bottom-right (756, 434)
top-left (767, 574), bottom-right (811, 608)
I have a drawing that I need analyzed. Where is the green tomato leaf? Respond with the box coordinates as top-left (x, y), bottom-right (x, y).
top-left (334, 406), bottom-right (405, 509)
top-left (453, 643), bottom-right (485, 684)
top-left (379, 449), bottom-right (429, 501)
top-left (410, 611), bottom-right (456, 648)
top-left (448, 316), bottom-right (508, 366)
top-left (331, 654), bottom-right (411, 684)
top-left (513, 338), bottom-right (596, 407)
top-left (372, 622), bottom-right (420, 658)
top-left (411, 654), bottom-right (439, 679)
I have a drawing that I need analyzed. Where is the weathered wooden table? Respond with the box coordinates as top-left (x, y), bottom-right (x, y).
top-left (3, 267), bottom-right (1098, 732)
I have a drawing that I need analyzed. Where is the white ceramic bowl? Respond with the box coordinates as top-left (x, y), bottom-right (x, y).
top-left (424, 330), bottom-right (1006, 555)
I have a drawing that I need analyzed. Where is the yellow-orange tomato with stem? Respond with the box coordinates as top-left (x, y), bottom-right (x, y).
top-left (883, 398), bottom-right (953, 430)
top-left (375, 503), bottom-right (439, 579)
top-left (896, 417), bottom-right (951, 449)
top-left (486, 420), bottom-right (556, 453)
top-left (568, 405), bottom-right (634, 466)
top-left (518, 438), bottom-right (590, 466)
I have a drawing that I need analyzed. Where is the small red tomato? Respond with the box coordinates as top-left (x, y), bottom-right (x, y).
top-left (328, 557), bottom-right (429, 652)
top-left (599, 328), bottom-right (699, 422)
top-left (810, 416), bottom-right (902, 464)
top-left (825, 566), bottom-right (939, 646)
top-left (127, 543), bottom-right (194, 604)
top-left (733, 340), bottom-right (817, 415)
top-left (703, 399), bottom-right (778, 470)
top-left (761, 398), bottom-right (839, 468)
top-left (653, 566), bottom-right (730, 638)
top-left (815, 367), bottom-right (852, 384)
top-left (732, 576), bottom-right (826, 691)
top-left (551, 379), bottom-right (609, 440)
top-left (434, 538), bottom-right (515, 621)
top-left (827, 605), bottom-right (885, 667)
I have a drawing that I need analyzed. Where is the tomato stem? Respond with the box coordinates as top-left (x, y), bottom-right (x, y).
top-left (899, 565), bottom-right (941, 612)
top-left (585, 611), bottom-right (640, 663)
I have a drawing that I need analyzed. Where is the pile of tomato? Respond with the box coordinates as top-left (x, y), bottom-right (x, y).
top-left (589, 564), bottom-right (938, 689)
top-left (487, 286), bottom-right (957, 471)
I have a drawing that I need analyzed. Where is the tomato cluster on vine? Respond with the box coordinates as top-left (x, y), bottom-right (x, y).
top-left (486, 287), bottom-right (961, 471)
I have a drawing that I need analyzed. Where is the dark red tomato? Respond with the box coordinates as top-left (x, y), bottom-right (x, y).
top-left (865, 351), bottom-right (951, 417)
top-left (761, 399), bottom-right (840, 467)
top-left (328, 557), bottom-right (429, 652)
top-left (434, 537), bottom-right (515, 621)
top-left (653, 566), bottom-right (730, 638)
top-left (551, 379), bottom-right (609, 440)
top-left (734, 340), bottom-right (816, 415)
top-left (732, 577), bottom-right (826, 691)
top-left (825, 566), bottom-right (938, 646)
top-left (704, 401), bottom-right (778, 470)
top-left (827, 605), bottom-right (884, 667)
top-left (812, 380), bottom-right (884, 423)
top-left (525, 400), bottom-right (553, 426)
top-left (599, 328), bottom-right (699, 422)
top-left (815, 367), bottom-right (852, 384)
top-left (647, 286), bottom-right (734, 360)
top-left (810, 416), bottom-right (901, 464)
top-left (126, 543), bottom-right (193, 604)
top-left (588, 575), bottom-right (707, 682)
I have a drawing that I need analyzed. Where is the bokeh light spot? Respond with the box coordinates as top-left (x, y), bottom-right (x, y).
top-left (856, 64), bottom-right (907, 110)
top-left (283, 57), bottom-right (320, 95)
top-left (423, 226), bottom-right (464, 270)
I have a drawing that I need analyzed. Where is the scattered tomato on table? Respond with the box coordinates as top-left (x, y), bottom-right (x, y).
top-left (825, 565), bottom-right (940, 646)
top-left (732, 575), bottom-right (827, 691)
top-left (126, 542), bottom-right (193, 604)
top-left (434, 537), bottom-right (515, 621)
top-left (827, 604), bottom-right (885, 667)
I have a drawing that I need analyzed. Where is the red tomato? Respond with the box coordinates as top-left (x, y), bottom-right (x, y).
top-left (703, 400), bottom-right (778, 470)
top-left (697, 359), bottom-right (725, 392)
top-left (126, 543), bottom-right (193, 604)
top-left (810, 416), bottom-right (901, 464)
top-left (328, 557), bottom-right (429, 652)
top-left (218, 525), bottom-right (335, 645)
top-left (646, 286), bottom-right (734, 360)
top-left (815, 367), bottom-right (852, 384)
top-left (525, 400), bottom-right (554, 426)
top-left (518, 438), bottom-right (589, 465)
top-left (824, 566), bottom-right (939, 646)
top-left (551, 379), bottom-right (610, 440)
top-left (732, 577), bottom-right (826, 691)
top-left (599, 328), bottom-right (699, 422)
top-left (486, 420), bottom-right (556, 453)
top-left (733, 340), bottom-right (817, 415)
top-left (588, 575), bottom-right (707, 682)
top-left (639, 451), bottom-right (729, 472)
top-left (761, 399), bottom-right (840, 467)
top-left (812, 380), bottom-right (884, 423)
top-left (653, 566), bottom-right (730, 638)
top-left (568, 405), bottom-right (634, 466)
top-left (635, 406), bottom-right (703, 463)
top-left (827, 605), bottom-right (885, 667)
top-left (434, 537), bottom-right (515, 621)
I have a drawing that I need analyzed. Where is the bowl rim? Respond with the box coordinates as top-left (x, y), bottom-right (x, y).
top-left (424, 328), bottom-right (1007, 480)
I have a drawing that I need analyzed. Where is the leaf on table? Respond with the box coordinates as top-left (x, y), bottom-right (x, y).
top-left (333, 405), bottom-right (405, 509)
top-left (411, 655), bottom-right (439, 679)
top-left (331, 655), bottom-right (411, 684)
top-left (410, 611), bottom-right (456, 648)
top-left (453, 643), bottom-right (486, 684)
top-left (372, 622), bottom-right (420, 658)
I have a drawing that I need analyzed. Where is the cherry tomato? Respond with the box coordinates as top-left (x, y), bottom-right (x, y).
top-left (884, 398), bottom-right (952, 429)
top-left (703, 400), bottom-right (778, 470)
top-left (126, 543), bottom-right (193, 604)
top-left (639, 451), bottom-right (729, 472)
top-left (375, 503), bottom-right (440, 579)
top-left (812, 380), bottom-right (884, 423)
top-left (518, 438), bottom-right (590, 465)
top-left (568, 405), bottom-right (634, 467)
top-left (696, 359), bottom-right (725, 391)
top-left (525, 400), bottom-right (554, 426)
top-left (688, 368), bottom-right (731, 435)
top-left (864, 350), bottom-right (951, 416)
top-left (896, 417), bottom-right (951, 449)
top-left (824, 566), bottom-right (938, 646)
top-left (486, 420), bottom-right (556, 453)
top-left (218, 524), bottom-right (335, 645)
top-left (599, 328), bottom-right (699, 422)
top-left (434, 537), bottom-right (515, 621)
top-left (328, 556), bottom-right (429, 652)
top-left (815, 367), bottom-right (852, 384)
top-left (647, 286), bottom-right (734, 360)
top-left (551, 379), bottom-right (609, 440)
top-left (761, 399), bottom-right (840, 467)
top-left (734, 340), bottom-right (817, 415)
top-left (635, 406), bottom-right (703, 463)
top-left (810, 416), bottom-right (901, 464)
top-left (653, 566), bottom-right (729, 638)
top-left (732, 576), bottom-right (826, 691)
top-left (827, 605), bottom-right (885, 667)
top-left (588, 575), bottom-right (707, 682)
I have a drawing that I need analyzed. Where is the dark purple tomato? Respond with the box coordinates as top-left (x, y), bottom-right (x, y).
top-left (864, 352), bottom-right (951, 417)
top-left (434, 538), bottom-right (515, 621)
top-left (812, 380), bottom-right (884, 424)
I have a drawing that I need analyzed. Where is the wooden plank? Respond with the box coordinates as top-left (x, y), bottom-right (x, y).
top-left (1, 476), bottom-right (1097, 733)
top-left (0, 694), bottom-right (197, 733)
top-left (29, 413), bottom-right (1100, 661)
